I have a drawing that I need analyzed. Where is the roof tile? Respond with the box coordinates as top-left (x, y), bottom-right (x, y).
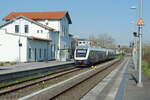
top-left (4, 11), bottom-right (66, 21)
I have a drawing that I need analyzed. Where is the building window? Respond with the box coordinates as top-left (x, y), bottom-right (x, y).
top-left (41, 30), bottom-right (43, 33)
top-left (24, 25), bottom-right (29, 33)
top-left (44, 49), bottom-right (46, 58)
top-left (37, 30), bottom-right (39, 33)
top-left (15, 25), bottom-right (19, 33)
top-left (63, 27), bottom-right (64, 35)
top-left (29, 48), bottom-right (31, 59)
top-left (64, 27), bottom-right (66, 35)
top-left (62, 26), bottom-right (64, 36)
top-left (39, 48), bottom-right (41, 58)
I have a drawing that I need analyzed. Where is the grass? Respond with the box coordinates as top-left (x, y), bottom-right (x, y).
top-left (0, 62), bottom-right (17, 66)
top-left (142, 49), bottom-right (150, 78)
top-left (142, 60), bottom-right (150, 77)
top-left (0, 63), bottom-right (4, 66)
top-left (114, 55), bottom-right (124, 59)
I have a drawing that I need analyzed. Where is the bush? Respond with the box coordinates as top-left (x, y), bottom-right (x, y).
top-left (0, 63), bottom-right (4, 66)
top-left (142, 61), bottom-right (150, 77)
top-left (10, 62), bottom-right (17, 65)
top-left (143, 53), bottom-right (150, 66)
top-left (0, 62), bottom-right (17, 66)
top-left (143, 46), bottom-right (150, 77)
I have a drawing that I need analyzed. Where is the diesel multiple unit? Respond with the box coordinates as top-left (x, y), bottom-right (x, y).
top-left (74, 46), bottom-right (115, 65)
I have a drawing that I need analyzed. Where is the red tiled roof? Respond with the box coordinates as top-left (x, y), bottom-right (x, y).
top-left (4, 11), bottom-right (72, 24)
top-left (0, 16), bottom-right (55, 31)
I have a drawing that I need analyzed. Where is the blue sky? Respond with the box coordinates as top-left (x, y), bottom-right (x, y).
top-left (0, 0), bottom-right (149, 45)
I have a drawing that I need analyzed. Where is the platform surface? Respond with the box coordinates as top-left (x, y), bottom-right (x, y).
top-left (81, 57), bottom-right (150, 100)
top-left (0, 60), bottom-right (74, 75)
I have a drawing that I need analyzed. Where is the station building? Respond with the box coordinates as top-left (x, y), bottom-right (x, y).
top-left (0, 11), bottom-right (72, 62)
top-left (77, 39), bottom-right (91, 46)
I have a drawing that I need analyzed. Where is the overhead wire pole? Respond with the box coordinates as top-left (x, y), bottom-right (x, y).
top-left (137, 0), bottom-right (144, 87)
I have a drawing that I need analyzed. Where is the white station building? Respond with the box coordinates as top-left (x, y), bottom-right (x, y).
top-left (77, 39), bottom-right (91, 46)
top-left (0, 11), bottom-right (72, 62)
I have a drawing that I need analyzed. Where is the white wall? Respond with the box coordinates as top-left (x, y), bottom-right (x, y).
top-left (27, 39), bottom-right (49, 62)
top-left (37, 20), bottom-right (60, 31)
top-left (37, 16), bottom-right (70, 49)
top-left (0, 30), bottom-right (51, 62)
top-left (0, 17), bottom-right (55, 62)
top-left (37, 16), bottom-right (71, 60)
top-left (0, 15), bottom-right (71, 62)
top-left (1, 18), bottom-right (50, 40)
top-left (0, 30), bottom-right (27, 62)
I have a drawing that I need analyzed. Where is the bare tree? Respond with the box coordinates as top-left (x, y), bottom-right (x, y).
top-left (89, 34), bottom-right (99, 46)
top-left (89, 33), bottom-right (116, 48)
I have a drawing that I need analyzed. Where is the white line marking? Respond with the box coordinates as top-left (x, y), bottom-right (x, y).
top-left (104, 58), bottom-right (129, 100)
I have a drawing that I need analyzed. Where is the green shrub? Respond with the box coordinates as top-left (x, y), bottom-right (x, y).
top-left (143, 53), bottom-right (150, 66)
top-left (10, 62), bottom-right (17, 65)
top-left (142, 61), bottom-right (150, 77)
top-left (0, 62), bottom-right (17, 66)
top-left (0, 63), bottom-right (4, 66)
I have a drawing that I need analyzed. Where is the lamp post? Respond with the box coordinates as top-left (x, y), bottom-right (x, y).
top-left (130, 6), bottom-right (138, 71)
top-left (137, 0), bottom-right (144, 87)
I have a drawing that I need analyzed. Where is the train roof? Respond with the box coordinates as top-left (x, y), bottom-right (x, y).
top-left (76, 45), bottom-right (111, 51)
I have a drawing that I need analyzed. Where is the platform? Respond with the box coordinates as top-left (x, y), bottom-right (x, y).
top-left (0, 60), bottom-right (74, 75)
top-left (81, 57), bottom-right (150, 100)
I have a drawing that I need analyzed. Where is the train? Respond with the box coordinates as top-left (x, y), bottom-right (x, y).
top-left (74, 46), bottom-right (116, 65)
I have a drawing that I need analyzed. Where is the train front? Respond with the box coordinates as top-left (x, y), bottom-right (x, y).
top-left (74, 47), bottom-right (90, 65)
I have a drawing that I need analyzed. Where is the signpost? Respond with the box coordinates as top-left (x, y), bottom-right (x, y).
top-left (137, 0), bottom-right (144, 87)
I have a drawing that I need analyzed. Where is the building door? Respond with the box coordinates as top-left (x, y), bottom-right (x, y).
top-left (51, 45), bottom-right (53, 59)
top-left (35, 48), bottom-right (37, 62)
top-left (53, 45), bottom-right (56, 59)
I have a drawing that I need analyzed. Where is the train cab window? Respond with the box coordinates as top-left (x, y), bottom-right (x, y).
top-left (76, 49), bottom-right (87, 57)
top-left (79, 42), bottom-right (82, 44)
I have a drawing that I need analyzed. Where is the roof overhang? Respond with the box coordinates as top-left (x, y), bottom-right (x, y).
top-left (65, 12), bottom-right (72, 24)
top-left (28, 36), bottom-right (51, 42)
top-left (0, 16), bottom-right (55, 31)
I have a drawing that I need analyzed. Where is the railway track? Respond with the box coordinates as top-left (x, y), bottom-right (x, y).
top-left (0, 63), bottom-right (76, 90)
top-left (51, 58), bottom-right (124, 100)
top-left (0, 64), bottom-right (89, 99)
top-left (0, 58), bottom-right (123, 100)
top-left (0, 67), bottom-right (80, 95)
top-left (18, 58), bottom-right (123, 100)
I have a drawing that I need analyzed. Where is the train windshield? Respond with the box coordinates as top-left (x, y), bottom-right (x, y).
top-left (76, 49), bottom-right (87, 57)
